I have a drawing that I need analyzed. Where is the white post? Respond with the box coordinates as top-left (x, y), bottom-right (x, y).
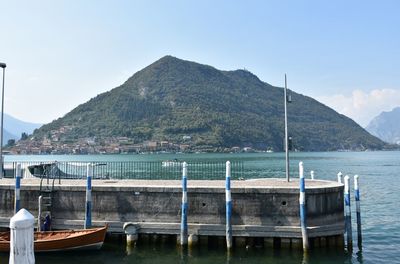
top-left (180, 162), bottom-right (188, 246)
top-left (344, 175), bottom-right (353, 250)
top-left (225, 161), bottom-right (233, 250)
top-left (310, 170), bottom-right (314, 180)
top-left (354, 175), bottom-right (362, 248)
top-left (299, 162), bottom-right (309, 251)
top-left (9, 209), bottom-right (35, 264)
top-left (337, 172), bottom-right (342, 183)
top-left (84, 163), bottom-right (92, 229)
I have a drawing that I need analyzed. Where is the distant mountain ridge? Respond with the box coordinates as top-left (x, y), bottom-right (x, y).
top-left (366, 107), bottom-right (400, 145)
top-left (29, 56), bottom-right (386, 151)
top-left (2, 113), bottom-right (42, 144)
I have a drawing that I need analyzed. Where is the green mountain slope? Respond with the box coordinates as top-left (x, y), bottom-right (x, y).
top-left (32, 56), bottom-right (385, 151)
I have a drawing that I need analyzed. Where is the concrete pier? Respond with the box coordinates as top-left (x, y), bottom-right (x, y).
top-left (0, 178), bottom-right (344, 247)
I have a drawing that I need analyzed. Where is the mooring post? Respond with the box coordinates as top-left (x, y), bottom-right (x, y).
top-left (310, 170), bottom-right (314, 180)
top-left (14, 163), bottom-right (21, 214)
top-left (337, 172), bottom-right (342, 183)
top-left (354, 175), bottom-right (362, 248)
top-left (9, 209), bottom-right (35, 264)
top-left (180, 162), bottom-right (188, 246)
top-left (344, 175), bottom-right (353, 250)
top-left (84, 163), bottom-right (92, 229)
top-left (299, 162), bottom-right (309, 251)
top-left (225, 161), bottom-right (233, 250)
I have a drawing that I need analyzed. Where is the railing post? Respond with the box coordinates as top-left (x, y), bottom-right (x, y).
top-left (344, 175), bottom-right (353, 250)
top-left (299, 162), bottom-right (309, 251)
top-left (225, 161), bottom-right (233, 250)
top-left (354, 175), bottom-right (362, 248)
top-left (14, 163), bottom-right (21, 214)
top-left (84, 163), bottom-right (92, 229)
top-left (180, 162), bottom-right (188, 246)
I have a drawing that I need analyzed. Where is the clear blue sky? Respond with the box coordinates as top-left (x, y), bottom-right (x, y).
top-left (1, 0), bottom-right (399, 126)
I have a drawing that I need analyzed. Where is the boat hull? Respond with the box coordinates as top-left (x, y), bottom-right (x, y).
top-left (0, 226), bottom-right (107, 252)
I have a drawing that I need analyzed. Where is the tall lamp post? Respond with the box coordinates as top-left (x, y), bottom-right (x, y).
top-left (0, 62), bottom-right (6, 178)
top-left (284, 74), bottom-right (292, 182)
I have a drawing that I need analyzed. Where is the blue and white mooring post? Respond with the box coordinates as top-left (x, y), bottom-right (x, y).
top-left (299, 162), bottom-right (309, 251)
top-left (180, 162), bottom-right (188, 246)
top-left (344, 175), bottom-right (353, 250)
top-left (337, 172), bottom-right (343, 183)
top-left (354, 175), bottom-right (362, 248)
top-left (225, 161), bottom-right (233, 250)
top-left (84, 163), bottom-right (92, 229)
top-left (14, 163), bottom-right (22, 214)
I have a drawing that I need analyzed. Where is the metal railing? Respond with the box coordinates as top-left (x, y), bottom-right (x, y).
top-left (3, 161), bottom-right (244, 180)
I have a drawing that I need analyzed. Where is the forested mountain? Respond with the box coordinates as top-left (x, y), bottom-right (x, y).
top-left (366, 107), bottom-right (400, 145)
top-left (30, 56), bottom-right (386, 151)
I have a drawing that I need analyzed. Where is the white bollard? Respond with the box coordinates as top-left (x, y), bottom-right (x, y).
top-left (9, 209), bottom-right (35, 264)
top-left (337, 172), bottom-right (342, 183)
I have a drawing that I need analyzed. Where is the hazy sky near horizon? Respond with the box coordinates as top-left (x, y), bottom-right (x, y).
top-left (1, 0), bottom-right (399, 126)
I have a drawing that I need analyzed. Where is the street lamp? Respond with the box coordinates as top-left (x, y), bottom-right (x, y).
top-left (0, 62), bottom-right (6, 178)
top-left (284, 74), bottom-right (292, 182)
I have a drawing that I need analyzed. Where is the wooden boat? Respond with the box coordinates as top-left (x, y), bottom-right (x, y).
top-left (0, 226), bottom-right (107, 252)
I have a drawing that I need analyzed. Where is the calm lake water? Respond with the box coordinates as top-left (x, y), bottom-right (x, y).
top-left (1, 151), bottom-right (399, 263)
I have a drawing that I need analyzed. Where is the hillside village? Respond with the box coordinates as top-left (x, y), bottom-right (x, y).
top-left (7, 126), bottom-right (257, 154)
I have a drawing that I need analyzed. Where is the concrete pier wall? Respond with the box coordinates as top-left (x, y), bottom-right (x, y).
top-left (0, 179), bottom-right (344, 239)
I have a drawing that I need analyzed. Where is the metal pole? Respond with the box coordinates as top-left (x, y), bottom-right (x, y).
top-left (0, 63), bottom-right (6, 178)
top-left (38, 195), bottom-right (43, 231)
top-left (284, 74), bottom-right (289, 182)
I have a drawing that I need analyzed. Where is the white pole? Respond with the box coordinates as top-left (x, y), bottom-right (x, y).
top-left (14, 164), bottom-right (21, 214)
top-left (9, 209), bottom-right (35, 264)
top-left (180, 162), bottom-right (188, 246)
top-left (344, 175), bottom-right (353, 250)
top-left (225, 161), bottom-right (232, 250)
top-left (354, 175), bottom-right (362, 248)
top-left (337, 172), bottom-right (342, 183)
top-left (84, 163), bottom-right (92, 229)
top-left (299, 162), bottom-right (309, 251)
